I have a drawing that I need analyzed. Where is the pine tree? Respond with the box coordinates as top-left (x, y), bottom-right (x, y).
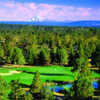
top-left (71, 43), bottom-right (94, 100)
top-left (40, 85), bottom-right (55, 100)
top-left (10, 80), bottom-right (21, 100)
top-left (24, 92), bottom-right (33, 100)
top-left (6, 47), bottom-right (14, 64)
top-left (28, 45), bottom-right (38, 65)
top-left (11, 80), bottom-right (33, 100)
top-left (56, 47), bottom-right (69, 64)
top-left (50, 47), bottom-right (57, 64)
top-left (13, 47), bottom-right (26, 65)
top-left (0, 44), bottom-right (4, 64)
top-left (4, 38), bottom-right (13, 63)
top-left (0, 76), bottom-right (9, 100)
top-left (30, 71), bottom-right (41, 95)
top-left (92, 43), bottom-right (100, 67)
top-left (38, 47), bottom-right (50, 65)
top-left (71, 57), bottom-right (94, 100)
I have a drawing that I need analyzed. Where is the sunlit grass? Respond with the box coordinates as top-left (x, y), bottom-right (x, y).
top-left (0, 65), bottom-right (100, 85)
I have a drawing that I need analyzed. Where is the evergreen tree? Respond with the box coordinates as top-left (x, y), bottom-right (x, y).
top-left (38, 47), bottom-right (50, 65)
top-left (10, 80), bottom-right (20, 100)
top-left (0, 44), bottom-right (4, 64)
top-left (71, 56), bottom-right (94, 100)
top-left (50, 47), bottom-right (57, 64)
top-left (56, 47), bottom-right (69, 64)
top-left (28, 45), bottom-right (38, 65)
top-left (23, 92), bottom-right (33, 100)
top-left (11, 80), bottom-right (33, 100)
top-left (4, 38), bottom-right (13, 63)
top-left (13, 47), bottom-right (26, 65)
top-left (92, 43), bottom-right (100, 67)
top-left (69, 40), bottom-right (75, 56)
top-left (40, 85), bottom-right (55, 100)
top-left (6, 47), bottom-right (14, 64)
top-left (0, 76), bottom-right (9, 100)
top-left (30, 71), bottom-right (41, 97)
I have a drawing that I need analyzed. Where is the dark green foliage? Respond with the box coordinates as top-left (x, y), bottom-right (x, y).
top-left (0, 44), bottom-right (4, 64)
top-left (69, 40), bottom-right (75, 56)
top-left (10, 80), bottom-right (23, 100)
top-left (98, 79), bottom-right (100, 89)
top-left (0, 76), bottom-right (9, 100)
top-left (23, 92), bottom-right (33, 100)
top-left (13, 47), bottom-right (26, 65)
top-left (0, 24), bottom-right (99, 67)
top-left (30, 71), bottom-right (41, 94)
top-left (4, 37), bottom-right (13, 63)
top-left (50, 47), bottom-right (57, 64)
top-left (28, 45), bottom-right (38, 65)
top-left (40, 85), bottom-right (55, 100)
top-left (56, 48), bottom-right (69, 64)
top-left (71, 55), bottom-right (94, 100)
top-left (6, 47), bottom-right (14, 64)
top-left (92, 43), bottom-right (100, 67)
top-left (38, 47), bottom-right (50, 65)
top-left (10, 80), bottom-right (33, 100)
top-left (0, 24), bottom-right (100, 99)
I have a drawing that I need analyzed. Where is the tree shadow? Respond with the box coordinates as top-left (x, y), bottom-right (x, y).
top-left (0, 64), bottom-right (5, 67)
top-left (22, 71), bottom-right (73, 76)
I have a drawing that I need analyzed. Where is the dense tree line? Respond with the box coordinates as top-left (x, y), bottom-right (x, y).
top-left (0, 24), bottom-right (100, 69)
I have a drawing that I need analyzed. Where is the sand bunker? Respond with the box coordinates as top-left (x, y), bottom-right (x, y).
top-left (0, 71), bottom-right (21, 76)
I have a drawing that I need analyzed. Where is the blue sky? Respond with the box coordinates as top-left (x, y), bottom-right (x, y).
top-left (0, 0), bottom-right (100, 21)
top-left (5, 0), bottom-right (100, 7)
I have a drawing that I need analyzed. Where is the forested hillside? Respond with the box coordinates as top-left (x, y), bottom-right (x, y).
top-left (0, 24), bottom-right (100, 68)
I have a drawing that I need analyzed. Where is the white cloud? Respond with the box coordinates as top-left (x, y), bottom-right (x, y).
top-left (0, 2), bottom-right (100, 21)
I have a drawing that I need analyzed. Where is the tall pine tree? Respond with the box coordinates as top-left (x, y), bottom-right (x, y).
top-left (0, 76), bottom-right (9, 100)
top-left (71, 42), bottom-right (94, 100)
top-left (13, 47), bottom-right (26, 65)
top-left (0, 44), bottom-right (4, 64)
top-left (30, 71), bottom-right (41, 97)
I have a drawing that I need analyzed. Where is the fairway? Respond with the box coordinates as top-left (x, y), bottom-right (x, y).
top-left (0, 65), bottom-right (100, 85)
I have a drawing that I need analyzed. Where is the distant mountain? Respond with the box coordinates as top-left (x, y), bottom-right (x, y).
top-left (0, 20), bottom-right (100, 27)
top-left (68, 21), bottom-right (100, 27)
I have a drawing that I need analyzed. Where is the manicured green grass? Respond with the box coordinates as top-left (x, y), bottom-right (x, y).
top-left (0, 68), bottom-right (15, 73)
top-left (0, 65), bottom-right (100, 85)
top-left (3, 72), bottom-right (34, 85)
top-left (92, 71), bottom-right (100, 78)
top-left (16, 65), bottom-right (73, 74)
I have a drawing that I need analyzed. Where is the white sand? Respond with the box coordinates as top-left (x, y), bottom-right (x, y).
top-left (0, 71), bottom-right (21, 76)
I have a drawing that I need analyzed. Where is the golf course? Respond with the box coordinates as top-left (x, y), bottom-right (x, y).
top-left (0, 24), bottom-right (100, 100)
top-left (0, 65), bottom-right (100, 85)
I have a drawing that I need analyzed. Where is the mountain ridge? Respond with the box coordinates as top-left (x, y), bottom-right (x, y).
top-left (0, 20), bottom-right (100, 27)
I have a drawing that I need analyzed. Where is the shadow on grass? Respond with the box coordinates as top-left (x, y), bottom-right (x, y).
top-left (92, 69), bottom-right (100, 73)
top-left (0, 64), bottom-right (5, 67)
top-left (22, 71), bottom-right (73, 76)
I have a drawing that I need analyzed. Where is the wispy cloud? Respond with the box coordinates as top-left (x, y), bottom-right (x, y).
top-left (0, 2), bottom-right (100, 21)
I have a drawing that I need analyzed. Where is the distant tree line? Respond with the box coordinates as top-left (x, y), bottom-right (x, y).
top-left (0, 24), bottom-right (100, 69)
